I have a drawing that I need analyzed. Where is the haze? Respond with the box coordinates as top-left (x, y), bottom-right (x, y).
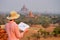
top-left (0, 0), bottom-right (60, 13)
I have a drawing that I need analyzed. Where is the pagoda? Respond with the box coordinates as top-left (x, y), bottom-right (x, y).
top-left (29, 11), bottom-right (34, 17)
top-left (20, 5), bottom-right (29, 15)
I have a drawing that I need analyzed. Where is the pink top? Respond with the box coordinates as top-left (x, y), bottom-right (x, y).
top-left (5, 21), bottom-right (23, 40)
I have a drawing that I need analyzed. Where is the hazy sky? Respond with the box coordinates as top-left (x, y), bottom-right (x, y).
top-left (0, 0), bottom-right (60, 13)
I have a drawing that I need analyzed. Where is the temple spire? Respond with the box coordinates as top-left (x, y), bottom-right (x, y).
top-left (21, 5), bottom-right (28, 11)
top-left (29, 11), bottom-right (34, 17)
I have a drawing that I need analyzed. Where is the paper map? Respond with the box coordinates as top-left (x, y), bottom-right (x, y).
top-left (18, 22), bottom-right (30, 31)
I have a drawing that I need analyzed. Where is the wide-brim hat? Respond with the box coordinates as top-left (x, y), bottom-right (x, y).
top-left (7, 11), bottom-right (20, 20)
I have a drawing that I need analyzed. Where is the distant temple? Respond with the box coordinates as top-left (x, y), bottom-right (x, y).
top-left (20, 5), bottom-right (35, 17)
top-left (20, 5), bottom-right (29, 15)
top-left (29, 11), bottom-right (34, 17)
top-left (21, 5), bottom-right (28, 11)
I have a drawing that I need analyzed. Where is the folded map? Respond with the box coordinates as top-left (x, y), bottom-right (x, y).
top-left (18, 22), bottom-right (30, 31)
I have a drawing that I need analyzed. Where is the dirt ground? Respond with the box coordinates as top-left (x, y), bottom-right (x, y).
top-left (0, 25), bottom-right (60, 40)
top-left (21, 25), bottom-right (60, 40)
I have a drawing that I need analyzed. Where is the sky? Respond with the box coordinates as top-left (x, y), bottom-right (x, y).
top-left (0, 0), bottom-right (60, 13)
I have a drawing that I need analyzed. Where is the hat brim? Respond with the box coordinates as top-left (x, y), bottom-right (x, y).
top-left (7, 14), bottom-right (20, 20)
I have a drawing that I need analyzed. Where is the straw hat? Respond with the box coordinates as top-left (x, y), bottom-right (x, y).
top-left (7, 11), bottom-right (20, 20)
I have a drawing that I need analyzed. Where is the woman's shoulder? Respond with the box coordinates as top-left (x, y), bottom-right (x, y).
top-left (5, 23), bottom-right (9, 25)
top-left (5, 23), bottom-right (9, 27)
top-left (13, 22), bottom-right (17, 24)
top-left (13, 22), bottom-right (18, 26)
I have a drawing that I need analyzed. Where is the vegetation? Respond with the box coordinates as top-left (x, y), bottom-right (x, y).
top-left (52, 25), bottom-right (60, 37)
top-left (31, 30), bottom-right (41, 40)
top-left (0, 13), bottom-right (60, 27)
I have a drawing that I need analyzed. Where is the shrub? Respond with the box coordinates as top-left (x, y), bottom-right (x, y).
top-left (53, 26), bottom-right (60, 37)
top-left (38, 29), bottom-right (50, 38)
top-left (39, 16), bottom-right (52, 28)
top-left (31, 31), bottom-right (40, 40)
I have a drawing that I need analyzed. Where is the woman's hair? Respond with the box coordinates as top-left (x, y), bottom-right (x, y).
top-left (10, 20), bottom-right (13, 21)
top-left (9, 19), bottom-right (14, 21)
top-left (9, 19), bottom-right (15, 21)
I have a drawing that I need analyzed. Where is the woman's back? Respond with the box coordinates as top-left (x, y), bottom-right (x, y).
top-left (5, 21), bottom-right (21, 40)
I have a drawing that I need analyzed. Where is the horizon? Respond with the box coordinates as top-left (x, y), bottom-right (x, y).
top-left (0, 0), bottom-right (60, 13)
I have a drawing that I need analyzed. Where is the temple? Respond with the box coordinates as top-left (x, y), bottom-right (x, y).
top-left (20, 5), bottom-right (34, 17)
top-left (28, 11), bottom-right (34, 17)
top-left (20, 5), bottom-right (29, 15)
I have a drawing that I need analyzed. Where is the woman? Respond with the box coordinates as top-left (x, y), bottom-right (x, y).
top-left (5, 11), bottom-right (28, 40)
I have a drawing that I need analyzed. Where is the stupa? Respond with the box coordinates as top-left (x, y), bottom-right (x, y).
top-left (29, 11), bottom-right (34, 17)
top-left (20, 5), bottom-right (29, 15)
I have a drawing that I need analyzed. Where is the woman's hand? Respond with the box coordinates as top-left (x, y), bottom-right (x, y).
top-left (24, 28), bottom-right (29, 33)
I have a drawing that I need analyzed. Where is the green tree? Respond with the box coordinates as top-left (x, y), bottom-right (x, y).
top-left (39, 16), bottom-right (52, 28)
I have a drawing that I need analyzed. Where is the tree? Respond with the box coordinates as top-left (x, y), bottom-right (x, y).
top-left (39, 16), bottom-right (52, 28)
